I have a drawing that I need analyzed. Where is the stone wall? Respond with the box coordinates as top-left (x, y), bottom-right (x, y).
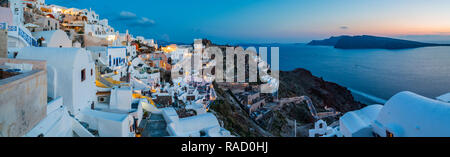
top-left (0, 30), bottom-right (6, 58)
top-left (83, 34), bottom-right (109, 47)
top-left (0, 58), bottom-right (47, 137)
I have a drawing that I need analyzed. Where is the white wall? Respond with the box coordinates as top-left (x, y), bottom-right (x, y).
top-left (80, 109), bottom-right (133, 137)
top-left (72, 54), bottom-right (96, 116)
top-left (109, 86), bottom-right (132, 111)
top-left (33, 30), bottom-right (72, 48)
top-left (107, 46), bottom-right (127, 67)
top-left (372, 91), bottom-right (450, 137)
top-left (17, 48), bottom-right (96, 116)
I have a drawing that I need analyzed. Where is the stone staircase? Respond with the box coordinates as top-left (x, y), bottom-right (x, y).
top-left (141, 114), bottom-right (169, 137)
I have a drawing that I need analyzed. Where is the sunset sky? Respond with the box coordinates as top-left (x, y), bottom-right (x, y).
top-left (47, 0), bottom-right (450, 44)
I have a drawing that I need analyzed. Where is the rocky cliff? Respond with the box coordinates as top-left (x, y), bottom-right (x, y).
top-left (211, 68), bottom-right (364, 137)
top-left (278, 68), bottom-right (364, 113)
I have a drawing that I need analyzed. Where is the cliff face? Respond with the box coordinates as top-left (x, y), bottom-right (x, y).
top-left (278, 68), bottom-right (364, 113)
top-left (212, 68), bottom-right (364, 137)
top-left (256, 68), bottom-right (365, 137)
top-left (210, 86), bottom-right (273, 137)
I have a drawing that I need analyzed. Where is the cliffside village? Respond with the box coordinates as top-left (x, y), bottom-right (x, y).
top-left (1, 0), bottom-right (450, 137)
top-left (0, 0), bottom-right (231, 137)
top-left (0, 0), bottom-right (285, 137)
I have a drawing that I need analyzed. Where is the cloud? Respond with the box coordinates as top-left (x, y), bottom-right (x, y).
top-left (137, 17), bottom-right (155, 25)
top-left (116, 11), bottom-right (156, 27)
top-left (119, 11), bottom-right (137, 19)
top-left (340, 26), bottom-right (349, 30)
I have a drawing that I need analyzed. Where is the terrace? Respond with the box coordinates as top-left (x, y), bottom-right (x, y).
top-left (0, 58), bottom-right (47, 137)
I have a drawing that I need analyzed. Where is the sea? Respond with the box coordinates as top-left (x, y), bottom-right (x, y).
top-left (256, 43), bottom-right (450, 105)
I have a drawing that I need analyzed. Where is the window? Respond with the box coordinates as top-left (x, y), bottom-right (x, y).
top-left (98, 97), bottom-right (106, 103)
top-left (81, 69), bottom-right (86, 82)
top-left (91, 69), bottom-right (93, 76)
top-left (386, 130), bottom-right (394, 137)
top-left (200, 130), bottom-right (206, 137)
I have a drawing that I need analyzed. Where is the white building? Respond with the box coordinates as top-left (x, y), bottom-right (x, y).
top-left (87, 46), bottom-right (128, 81)
top-left (144, 38), bottom-right (157, 48)
top-left (80, 86), bottom-right (143, 137)
top-left (372, 91), bottom-right (450, 137)
top-left (161, 107), bottom-right (231, 137)
top-left (339, 105), bottom-right (383, 137)
top-left (80, 108), bottom-right (135, 137)
top-left (87, 46), bottom-right (127, 68)
top-left (7, 25), bottom-right (37, 51)
top-left (337, 91), bottom-right (450, 137)
top-left (17, 47), bottom-right (96, 116)
top-left (118, 30), bottom-right (132, 46)
top-left (136, 36), bottom-right (144, 42)
top-left (127, 45), bottom-right (137, 57)
top-left (25, 97), bottom-right (95, 137)
top-left (9, 0), bottom-right (24, 26)
top-left (22, 0), bottom-right (46, 9)
top-left (32, 30), bottom-right (72, 47)
top-left (109, 86), bottom-right (132, 111)
top-left (1, 5), bottom-right (37, 56)
top-left (168, 45), bottom-right (191, 64)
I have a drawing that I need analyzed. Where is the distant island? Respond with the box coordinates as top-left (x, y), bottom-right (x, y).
top-left (307, 35), bottom-right (450, 49)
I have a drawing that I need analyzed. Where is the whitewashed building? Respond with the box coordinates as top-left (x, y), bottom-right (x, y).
top-left (80, 108), bottom-right (135, 137)
top-left (371, 91), bottom-right (450, 137)
top-left (335, 91), bottom-right (450, 137)
top-left (17, 47), bottom-right (96, 116)
top-left (1, 5), bottom-right (38, 56)
top-left (80, 86), bottom-right (143, 137)
top-left (136, 36), bottom-right (145, 42)
top-left (25, 97), bottom-right (95, 137)
top-left (339, 105), bottom-right (383, 137)
top-left (161, 107), bottom-right (231, 137)
top-left (32, 30), bottom-right (72, 47)
top-left (87, 46), bottom-right (127, 68)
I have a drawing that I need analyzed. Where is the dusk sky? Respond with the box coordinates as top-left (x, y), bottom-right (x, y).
top-left (47, 0), bottom-right (450, 44)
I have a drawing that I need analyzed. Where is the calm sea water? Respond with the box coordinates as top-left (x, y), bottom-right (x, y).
top-left (272, 44), bottom-right (450, 104)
